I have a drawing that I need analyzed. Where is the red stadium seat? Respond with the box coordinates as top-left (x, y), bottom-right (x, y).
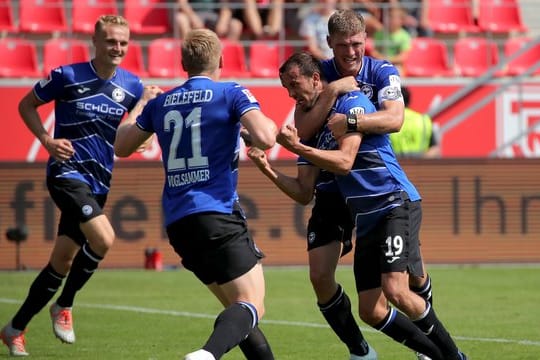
top-left (503, 37), bottom-right (540, 76)
top-left (42, 38), bottom-right (91, 76)
top-left (453, 37), bottom-right (500, 77)
top-left (221, 40), bottom-right (250, 78)
top-left (428, 0), bottom-right (479, 34)
top-left (0, 0), bottom-right (17, 32)
top-left (19, 0), bottom-right (68, 34)
top-left (249, 42), bottom-right (294, 78)
top-left (0, 38), bottom-right (40, 77)
top-left (477, 0), bottom-right (527, 33)
top-left (403, 38), bottom-right (453, 77)
top-left (122, 40), bottom-right (149, 78)
top-left (123, 0), bottom-right (171, 35)
top-left (147, 38), bottom-right (186, 78)
top-left (72, 0), bottom-right (119, 34)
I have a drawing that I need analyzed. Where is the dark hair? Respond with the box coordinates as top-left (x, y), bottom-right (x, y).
top-left (401, 86), bottom-right (410, 106)
top-left (279, 51), bottom-right (324, 80)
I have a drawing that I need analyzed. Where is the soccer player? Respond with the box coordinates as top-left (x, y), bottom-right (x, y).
top-left (0, 15), bottom-right (162, 357)
top-left (294, 10), bottom-right (435, 359)
top-left (276, 51), bottom-right (467, 360)
top-left (114, 29), bottom-right (277, 360)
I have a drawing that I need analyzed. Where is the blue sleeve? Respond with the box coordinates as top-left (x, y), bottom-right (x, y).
top-left (373, 61), bottom-right (401, 89)
top-left (229, 83), bottom-right (261, 120)
top-left (136, 97), bottom-right (157, 133)
top-left (33, 67), bottom-right (66, 103)
top-left (335, 91), bottom-right (377, 116)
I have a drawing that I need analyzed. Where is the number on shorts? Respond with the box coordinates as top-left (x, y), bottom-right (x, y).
top-left (384, 235), bottom-right (404, 257)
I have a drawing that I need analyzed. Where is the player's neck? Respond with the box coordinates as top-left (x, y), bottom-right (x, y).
top-left (91, 59), bottom-right (116, 80)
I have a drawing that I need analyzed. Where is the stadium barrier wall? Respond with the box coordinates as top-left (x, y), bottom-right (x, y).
top-left (3, 81), bottom-right (540, 161)
top-left (1, 159), bottom-right (540, 270)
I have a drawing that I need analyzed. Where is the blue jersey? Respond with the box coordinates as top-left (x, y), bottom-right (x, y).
top-left (136, 76), bottom-right (261, 227)
top-left (309, 56), bottom-right (402, 195)
top-left (304, 90), bottom-right (420, 236)
top-left (321, 56), bottom-right (403, 111)
top-left (35, 62), bottom-right (143, 194)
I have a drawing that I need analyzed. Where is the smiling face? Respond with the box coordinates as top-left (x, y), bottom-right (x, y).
top-left (280, 65), bottom-right (322, 112)
top-left (92, 21), bottom-right (130, 71)
top-left (328, 30), bottom-right (367, 77)
top-left (326, 9), bottom-right (367, 77)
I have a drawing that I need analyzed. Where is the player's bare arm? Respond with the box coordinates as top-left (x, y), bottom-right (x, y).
top-left (295, 76), bottom-right (359, 140)
top-left (240, 109), bottom-right (278, 150)
top-left (248, 147), bottom-right (318, 205)
top-left (277, 124), bottom-right (362, 175)
top-left (19, 90), bottom-right (75, 162)
top-left (328, 98), bottom-right (404, 138)
top-left (114, 85), bottom-right (163, 156)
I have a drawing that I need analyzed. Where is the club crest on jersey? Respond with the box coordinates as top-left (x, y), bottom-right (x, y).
top-left (360, 84), bottom-right (373, 99)
top-left (112, 88), bottom-right (125, 102)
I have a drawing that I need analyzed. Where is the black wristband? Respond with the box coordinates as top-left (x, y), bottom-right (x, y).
top-left (346, 113), bottom-right (357, 133)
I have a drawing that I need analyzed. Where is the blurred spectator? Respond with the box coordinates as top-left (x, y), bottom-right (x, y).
top-left (400, 0), bottom-right (432, 37)
top-left (285, 0), bottom-right (311, 36)
top-left (390, 86), bottom-right (440, 158)
top-left (370, 6), bottom-right (411, 74)
top-left (231, 0), bottom-right (284, 39)
top-left (175, 0), bottom-right (243, 40)
top-left (298, 0), bottom-right (339, 60)
top-left (343, 0), bottom-right (393, 36)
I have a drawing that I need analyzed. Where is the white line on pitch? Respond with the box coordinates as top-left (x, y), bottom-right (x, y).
top-left (1, 298), bottom-right (539, 347)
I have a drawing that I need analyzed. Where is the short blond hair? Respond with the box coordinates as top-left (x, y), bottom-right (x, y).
top-left (181, 29), bottom-right (221, 75)
top-left (94, 14), bottom-right (129, 34)
top-left (328, 9), bottom-right (366, 36)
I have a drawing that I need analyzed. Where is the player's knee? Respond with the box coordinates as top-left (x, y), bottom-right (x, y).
top-left (238, 301), bottom-right (263, 325)
top-left (309, 268), bottom-right (334, 288)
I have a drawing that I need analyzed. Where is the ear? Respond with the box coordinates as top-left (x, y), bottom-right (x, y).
top-left (313, 71), bottom-right (322, 86)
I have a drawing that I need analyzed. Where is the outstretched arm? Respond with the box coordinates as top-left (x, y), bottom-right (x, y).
top-left (114, 85), bottom-right (163, 157)
top-left (240, 109), bottom-right (278, 150)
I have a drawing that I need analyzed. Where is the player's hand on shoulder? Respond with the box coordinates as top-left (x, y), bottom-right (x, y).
top-left (327, 113), bottom-right (347, 139)
top-left (328, 76), bottom-right (359, 96)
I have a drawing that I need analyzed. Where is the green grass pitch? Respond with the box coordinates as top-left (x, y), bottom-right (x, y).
top-left (1, 265), bottom-right (539, 359)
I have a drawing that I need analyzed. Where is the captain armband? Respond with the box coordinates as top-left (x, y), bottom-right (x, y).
top-left (346, 113), bottom-right (358, 133)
